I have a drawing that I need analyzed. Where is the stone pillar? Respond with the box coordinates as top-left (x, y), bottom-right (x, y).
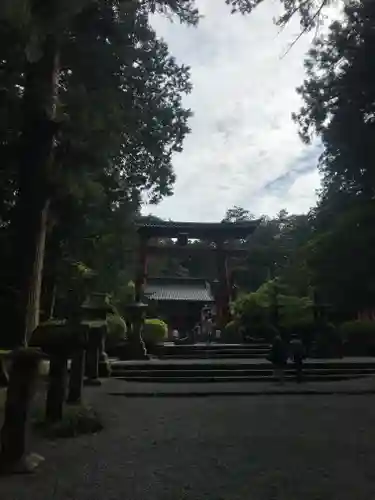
top-left (135, 235), bottom-right (149, 302)
top-left (85, 327), bottom-right (101, 386)
top-left (46, 354), bottom-right (68, 423)
top-left (67, 349), bottom-right (85, 404)
top-left (81, 293), bottom-right (112, 385)
top-left (0, 348), bottom-right (44, 474)
top-left (98, 326), bottom-right (111, 377)
top-left (126, 302), bottom-right (149, 359)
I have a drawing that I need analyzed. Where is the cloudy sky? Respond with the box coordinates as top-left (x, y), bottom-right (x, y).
top-left (145, 0), bottom-right (322, 222)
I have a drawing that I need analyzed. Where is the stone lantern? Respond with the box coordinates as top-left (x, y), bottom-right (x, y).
top-left (81, 292), bottom-right (114, 384)
top-left (125, 301), bottom-right (149, 359)
top-left (30, 321), bottom-right (89, 421)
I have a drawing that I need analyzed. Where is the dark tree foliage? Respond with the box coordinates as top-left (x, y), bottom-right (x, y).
top-left (294, 0), bottom-right (375, 200)
top-left (294, 0), bottom-right (375, 313)
top-left (0, 0), bottom-right (195, 344)
top-left (227, 0), bottom-right (337, 29)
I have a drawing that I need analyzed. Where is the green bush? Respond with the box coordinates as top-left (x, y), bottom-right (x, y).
top-left (112, 280), bottom-right (135, 316)
top-left (231, 288), bottom-right (313, 340)
top-left (340, 320), bottom-right (375, 356)
top-left (232, 293), bottom-right (268, 325)
top-left (248, 323), bottom-right (279, 342)
top-left (106, 314), bottom-right (127, 349)
top-left (223, 320), bottom-right (242, 342)
top-left (315, 322), bottom-right (342, 358)
top-left (142, 318), bottom-right (168, 346)
top-left (224, 320), bottom-right (237, 335)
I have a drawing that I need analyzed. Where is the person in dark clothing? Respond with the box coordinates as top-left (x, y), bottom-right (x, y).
top-left (269, 335), bottom-right (288, 384)
top-left (290, 338), bottom-right (306, 383)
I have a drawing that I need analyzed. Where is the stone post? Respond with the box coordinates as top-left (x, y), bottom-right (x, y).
top-left (126, 302), bottom-right (149, 359)
top-left (85, 327), bottom-right (101, 386)
top-left (0, 348), bottom-right (44, 474)
top-left (81, 293), bottom-right (112, 385)
top-left (66, 318), bottom-right (89, 404)
top-left (98, 328), bottom-right (111, 378)
top-left (45, 354), bottom-right (68, 423)
top-left (67, 349), bottom-right (85, 404)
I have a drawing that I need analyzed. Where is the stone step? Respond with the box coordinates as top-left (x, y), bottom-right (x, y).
top-left (111, 359), bottom-right (375, 371)
top-left (113, 374), bottom-right (367, 383)
top-left (159, 343), bottom-right (270, 352)
top-left (156, 343), bottom-right (272, 360)
top-left (111, 367), bottom-right (375, 377)
top-left (159, 352), bottom-right (269, 359)
top-left (161, 347), bottom-right (270, 353)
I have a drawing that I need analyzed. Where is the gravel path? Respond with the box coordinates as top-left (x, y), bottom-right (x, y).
top-left (2, 379), bottom-right (375, 500)
top-left (108, 375), bottom-right (375, 395)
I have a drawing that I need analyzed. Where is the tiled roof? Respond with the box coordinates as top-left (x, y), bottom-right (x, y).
top-left (144, 278), bottom-right (214, 302)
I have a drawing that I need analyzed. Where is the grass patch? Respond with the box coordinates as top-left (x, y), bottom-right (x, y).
top-left (33, 404), bottom-right (103, 439)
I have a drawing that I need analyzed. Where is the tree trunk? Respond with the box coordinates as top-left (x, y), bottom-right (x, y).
top-left (25, 200), bottom-right (50, 332)
top-left (41, 227), bottom-right (62, 321)
top-left (41, 278), bottom-right (57, 322)
top-left (3, 35), bottom-right (60, 348)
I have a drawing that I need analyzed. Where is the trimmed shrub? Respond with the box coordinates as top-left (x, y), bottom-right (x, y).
top-left (142, 318), bottom-right (168, 346)
top-left (223, 320), bottom-right (242, 343)
top-left (249, 323), bottom-right (279, 343)
top-left (106, 314), bottom-right (127, 350)
top-left (340, 320), bottom-right (375, 356)
top-left (232, 293), bottom-right (268, 326)
top-left (232, 289), bottom-right (313, 343)
top-left (315, 322), bottom-right (342, 358)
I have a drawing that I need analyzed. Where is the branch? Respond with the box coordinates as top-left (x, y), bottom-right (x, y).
top-left (280, 0), bottom-right (330, 58)
top-left (277, 0), bottom-right (312, 27)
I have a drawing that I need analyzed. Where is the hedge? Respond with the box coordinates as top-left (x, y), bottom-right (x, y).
top-left (223, 321), bottom-right (242, 342)
top-left (106, 314), bottom-right (127, 349)
top-left (142, 318), bottom-right (168, 345)
top-left (314, 322), bottom-right (342, 358)
top-left (340, 320), bottom-right (375, 356)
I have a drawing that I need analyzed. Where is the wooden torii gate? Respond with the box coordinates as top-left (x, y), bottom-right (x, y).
top-left (134, 221), bottom-right (258, 328)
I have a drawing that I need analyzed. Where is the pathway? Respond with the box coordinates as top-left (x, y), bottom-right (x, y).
top-left (2, 378), bottom-right (375, 499)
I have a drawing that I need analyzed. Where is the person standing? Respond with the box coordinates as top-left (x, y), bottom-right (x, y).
top-left (172, 329), bottom-right (179, 344)
top-left (206, 316), bottom-right (213, 343)
top-left (268, 335), bottom-right (288, 384)
top-left (290, 338), bottom-right (306, 383)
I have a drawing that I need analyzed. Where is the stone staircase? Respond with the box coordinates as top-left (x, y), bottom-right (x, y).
top-left (154, 342), bottom-right (270, 359)
top-left (111, 356), bottom-right (375, 383)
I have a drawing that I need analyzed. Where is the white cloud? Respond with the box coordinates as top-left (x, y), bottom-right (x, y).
top-left (145, 0), bottom-right (323, 221)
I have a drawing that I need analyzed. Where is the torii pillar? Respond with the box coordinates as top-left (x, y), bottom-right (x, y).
top-left (135, 234), bottom-right (149, 302)
top-left (215, 239), bottom-right (231, 329)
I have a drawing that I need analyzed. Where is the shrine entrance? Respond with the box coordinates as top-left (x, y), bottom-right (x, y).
top-left (135, 221), bottom-right (258, 329)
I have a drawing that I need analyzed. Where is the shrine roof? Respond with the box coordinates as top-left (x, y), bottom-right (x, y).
top-left (137, 220), bottom-right (259, 239)
top-left (144, 277), bottom-right (214, 302)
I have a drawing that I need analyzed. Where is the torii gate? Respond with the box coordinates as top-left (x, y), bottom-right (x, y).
top-left (134, 221), bottom-right (258, 328)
